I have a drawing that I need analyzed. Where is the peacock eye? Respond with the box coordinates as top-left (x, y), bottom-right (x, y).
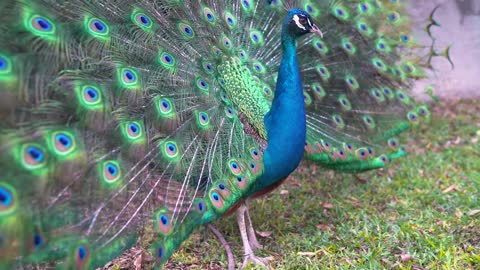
top-left (299, 17), bottom-right (307, 25)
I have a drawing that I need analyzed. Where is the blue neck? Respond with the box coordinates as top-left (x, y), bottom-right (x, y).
top-left (251, 31), bottom-right (306, 193)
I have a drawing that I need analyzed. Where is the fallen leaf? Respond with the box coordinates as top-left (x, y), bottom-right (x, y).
top-left (348, 196), bottom-right (358, 202)
top-left (455, 208), bottom-right (464, 219)
top-left (297, 251), bottom-right (318, 256)
top-left (256, 231), bottom-right (273, 237)
top-left (134, 252), bottom-right (142, 270)
top-left (400, 253), bottom-right (414, 262)
top-left (316, 224), bottom-right (333, 231)
top-left (442, 184), bottom-right (457, 194)
top-left (297, 249), bottom-right (323, 256)
top-left (454, 136), bottom-right (461, 145)
top-left (321, 202), bottom-right (334, 209)
top-left (468, 209), bottom-right (480, 216)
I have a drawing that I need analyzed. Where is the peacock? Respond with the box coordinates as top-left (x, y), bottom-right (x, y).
top-left (0, 0), bottom-right (434, 269)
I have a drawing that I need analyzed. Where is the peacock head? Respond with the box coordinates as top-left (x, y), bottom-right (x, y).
top-left (284, 9), bottom-right (323, 38)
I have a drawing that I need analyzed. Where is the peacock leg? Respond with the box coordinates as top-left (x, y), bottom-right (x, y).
top-left (244, 200), bottom-right (264, 250)
top-left (237, 203), bottom-right (273, 269)
top-left (208, 224), bottom-right (235, 270)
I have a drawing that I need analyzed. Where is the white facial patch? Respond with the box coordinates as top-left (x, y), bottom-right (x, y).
top-left (307, 18), bottom-right (313, 27)
top-left (292, 15), bottom-right (306, 30)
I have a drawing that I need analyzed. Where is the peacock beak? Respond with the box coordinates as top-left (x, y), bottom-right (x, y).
top-left (310, 24), bottom-right (324, 38)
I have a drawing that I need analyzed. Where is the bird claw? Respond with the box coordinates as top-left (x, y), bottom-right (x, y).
top-left (241, 254), bottom-right (273, 269)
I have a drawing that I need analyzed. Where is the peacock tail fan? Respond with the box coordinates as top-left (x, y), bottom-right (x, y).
top-left (298, 0), bottom-right (431, 173)
top-left (0, 0), bottom-right (428, 269)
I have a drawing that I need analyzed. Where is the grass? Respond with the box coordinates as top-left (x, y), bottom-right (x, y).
top-left (109, 99), bottom-right (480, 269)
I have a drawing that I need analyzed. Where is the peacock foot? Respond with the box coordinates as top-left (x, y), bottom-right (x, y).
top-left (244, 200), bottom-right (264, 251)
top-left (248, 233), bottom-right (264, 251)
top-left (237, 202), bottom-right (272, 269)
top-left (241, 253), bottom-right (273, 269)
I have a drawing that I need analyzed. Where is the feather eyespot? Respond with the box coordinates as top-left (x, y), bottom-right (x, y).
top-left (379, 154), bottom-right (389, 165)
top-left (263, 87), bottom-right (273, 98)
top-left (388, 12), bottom-right (400, 22)
top-left (196, 78), bottom-right (209, 93)
top-left (249, 161), bottom-right (262, 174)
top-left (165, 142), bottom-right (178, 158)
top-left (92, 20), bottom-right (106, 32)
top-left (178, 22), bottom-right (195, 39)
top-left (0, 55), bottom-right (10, 74)
top-left (224, 12), bottom-right (236, 27)
top-left (225, 107), bottom-right (235, 118)
top-left (33, 17), bottom-right (52, 31)
top-left (305, 4), bottom-right (314, 13)
top-left (338, 95), bottom-right (352, 110)
top-left (407, 112), bottom-right (419, 123)
top-left (388, 138), bottom-right (399, 150)
top-left (158, 98), bottom-right (173, 115)
top-left (203, 62), bottom-right (214, 73)
top-left (159, 52), bottom-right (176, 70)
top-left (210, 190), bottom-right (225, 209)
top-left (196, 112), bottom-right (210, 128)
top-left (229, 160), bottom-right (242, 175)
top-left (313, 38), bottom-right (328, 54)
top-left (118, 67), bottom-right (140, 88)
top-left (29, 15), bottom-right (56, 36)
top-left (363, 115), bottom-right (376, 128)
top-left (23, 144), bottom-right (46, 169)
top-left (253, 61), bottom-right (266, 73)
top-left (344, 143), bottom-right (354, 153)
top-left (85, 17), bottom-right (109, 38)
top-left (242, 0), bottom-right (252, 10)
top-left (359, 3), bottom-right (370, 12)
top-left (332, 114), bottom-right (345, 129)
top-left (417, 106), bottom-right (430, 118)
top-left (157, 247), bottom-right (164, 259)
top-left (32, 229), bottom-right (45, 250)
top-left (123, 70), bottom-right (136, 83)
top-left (372, 58), bottom-right (387, 72)
top-left (0, 183), bottom-right (16, 216)
top-left (102, 161), bottom-right (121, 183)
top-left (131, 9), bottom-right (153, 30)
top-left (400, 34), bottom-right (410, 43)
top-left (53, 132), bottom-right (76, 155)
top-left (197, 200), bottom-right (206, 213)
top-left (217, 182), bottom-right (230, 198)
top-left (356, 148), bottom-right (369, 160)
top-left (336, 149), bottom-right (347, 160)
top-left (155, 210), bottom-right (173, 235)
top-left (202, 7), bottom-right (216, 23)
top-left (238, 50), bottom-right (247, 60)
top-left (74, 242), bottom-right (90, 269)
top-left (250, 148), bottom-right (261, 160)
top-left (222, 36), bottom-right (232, 49)
top-left (236, 176), bottom-right (248, 189)
top-left (318, 140), bottom-right (331, 151)
top-left (82, 86), bottom-right (101, 104)
top-left (125, 121), bottom-right (143, 140)
top-left (316, 65), bottom-right (330, 81)
top-left (250, 30), bottom-right (263, 45)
